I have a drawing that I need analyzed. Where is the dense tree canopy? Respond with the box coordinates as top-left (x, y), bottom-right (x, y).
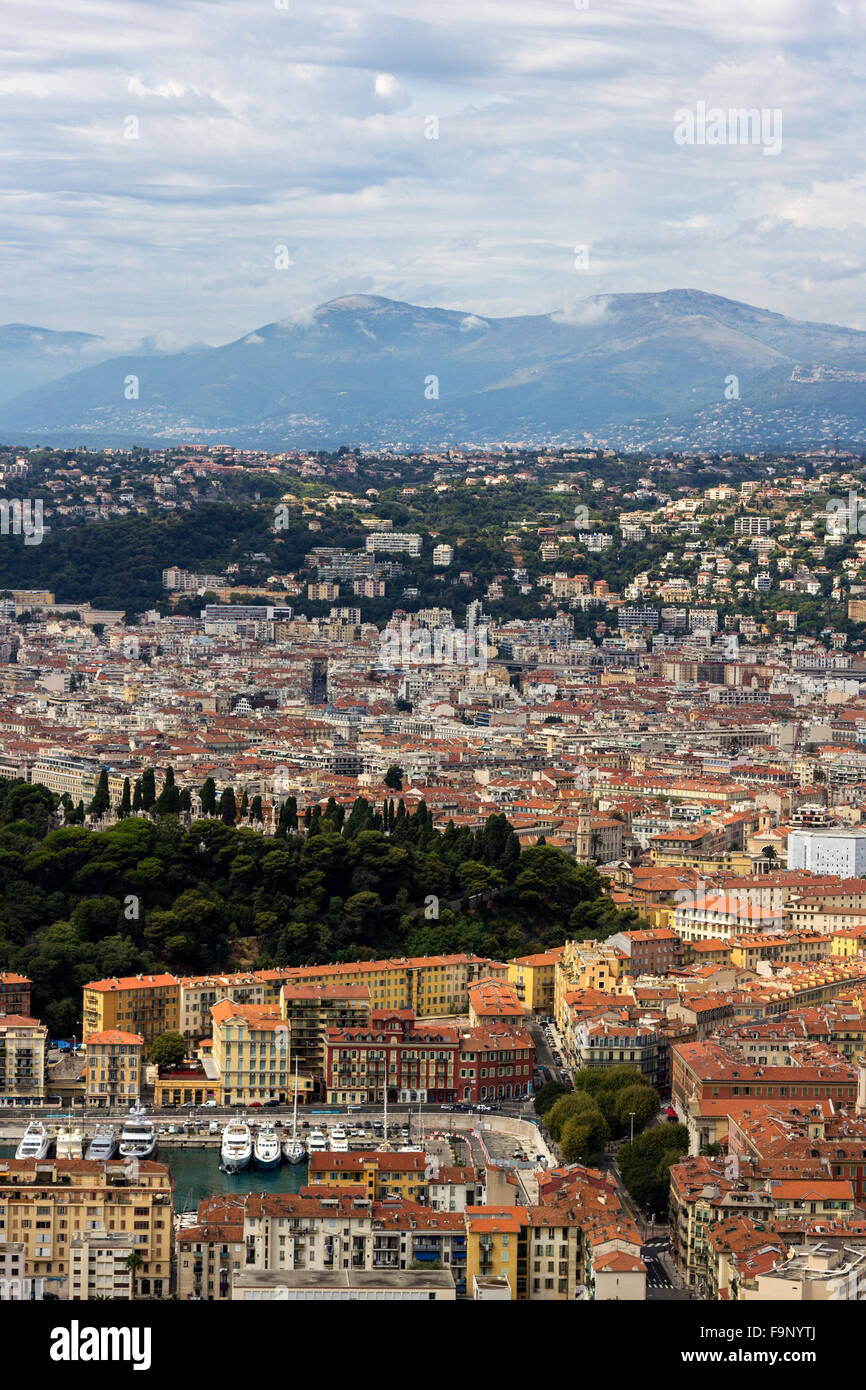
top-left (0, 782), bottom-right (645, 1035)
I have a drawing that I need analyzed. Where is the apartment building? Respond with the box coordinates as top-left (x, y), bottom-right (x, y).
top-left (671, 1039), bottom-right (858, 1151)
top-left (0, 1158), bottom-right (173, 1296)
top-left (0, 1015), bottom-right (47, 1102)
top-left (554, 940), bottom-right (629, 1028)
top-left (279, 984), bottom-right (371, 1078)
top-left (365, 532), bottom-right (422, 556)
top-left (178, 972), bottom-right (273, 1043)
top-left (83, 1031), bottom-right (143, 1109)
top-left (606, 928), bottom-right (683, 977)
top-left (279, 953), bottom-right (507, 1017)
top-left (307, 1150), bottom-right (428, 1202)
top-left (324, 1009), bottom-right (533, 1104)
top-left (209, 1001), bottom-right (292, 1106)
top-left (467, 980), bottom-right (524, 1028)
top-left (180, 1189), bottom-right (467, 1296)
top-left (573, 1019), bottom-right (660, 1086)
top-left (30, 753), bottom-right (101, 802)
top-left (507, 949), bottom-right (563, 1014)
top-left (0, 972), bottom-right (31, 1017)
top-left (68, 1229), bottom-right (136, 1299)
top-left (82, 974), bottom-right (180, 1049)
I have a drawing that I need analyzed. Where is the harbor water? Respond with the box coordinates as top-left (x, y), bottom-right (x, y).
top-left (0, 1145), bottom-right (309, 1212)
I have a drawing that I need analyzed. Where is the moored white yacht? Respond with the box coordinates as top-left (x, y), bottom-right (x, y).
top-left (329, 1124), bottom-right (349, 1152)
top-left (86, 1124), bottom-right (118, 1160)
top-left (221, 1118), bottom-right (252, 1173)
top-left (15, 1121), bottom-right (52, 1160)
top-left (254, 1123), bottom-right (282, 1169)
top-left (119, 1106), bottom-right (156, 1160)
top-left (306, 1127), bottom-right (328, 1154)
top-left (55, 1121), bottom-right (83, 1159)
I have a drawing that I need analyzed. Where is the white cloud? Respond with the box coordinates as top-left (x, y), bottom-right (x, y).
top-left (0, 0), bottom-right (862, 341)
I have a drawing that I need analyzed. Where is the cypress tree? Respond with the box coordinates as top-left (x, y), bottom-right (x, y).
top-left (200, 777), bottom-right (217, 816)
top-left (89, 768), bottom-right (110, 817)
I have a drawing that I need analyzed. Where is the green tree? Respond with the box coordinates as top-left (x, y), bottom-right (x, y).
top-left (560, 1106), bottom-right (609, 1164)
top-left (149, 1032), bottom-right (186, 1068)
top-left (88, 769), bottom-right (111, 818)
top-left (155, 766), bottom-right (180, 816)
top-left (125, 1250), bottom-right (144, 1295)
top-left (200, 777), bottom-right (217, 816)
top-left (384, 765), bottom-right (404, 791)
top-left (533, 1080), bottom-right (568, 1116)
top-left (140, 768), bottom-right (156, 812)
top-left (219, 787), bottom-right (237, 826)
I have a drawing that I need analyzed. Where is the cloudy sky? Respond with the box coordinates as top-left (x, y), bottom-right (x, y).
top-left (2, 0), bottom-right (865, 345)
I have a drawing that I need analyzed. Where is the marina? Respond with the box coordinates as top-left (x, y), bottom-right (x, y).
top-left (0, 1143), bottom-right (308, 1212)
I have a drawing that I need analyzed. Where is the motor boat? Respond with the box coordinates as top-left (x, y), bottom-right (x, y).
top-left (221, 1119), bottom-right (252, 1173)
top-left (329, 1124), bottom-right (349, 1152)
top-left (55, 1119), bottom-right (84, 1159)
top-left (254, 1123), bottom-right (282, 1170)
top-left (119, 1106), bottom-right (156, 1160)
top-left (306, 1127), bottom-right (328, 1154)
top-left (86, 1124), bottom-right (118, 1160)
top-left (15, 1121), bottom-right (51, 1160)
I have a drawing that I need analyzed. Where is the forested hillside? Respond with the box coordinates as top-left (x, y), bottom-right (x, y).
top-left (0, 780), bottom-right (643, 1034)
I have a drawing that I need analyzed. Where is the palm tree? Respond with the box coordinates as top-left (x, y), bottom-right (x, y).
top-left (125, 1249), bottom-right (144, 1298)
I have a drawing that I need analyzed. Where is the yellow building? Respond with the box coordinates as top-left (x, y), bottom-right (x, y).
top-left (729, 932), bottom-right (831, 972)
top-left (649, 848), bottom-right (753, 874)
top-left (84, 1030), bottom-right (143, 1108)
top-left (306, 1150), bottom-right (428, 1202)
top-left (209, 1000), bottom-right (298, 1105)
top-left (554, 940), bottom-right (629, 1029)
top-left (82, 974), bottom-right (180, 1049)
top-left (465, 1206), bottom-right (527, 1297)
top-left (0, 1014), bottom-right (47, 1102)
top-left (507, 950), bottom-right (563, 1014)
top-left (0, 1158), bottom-right (173, 1296)
top-left (179, 972), bottom-right (274, 1043)
top-left (831, 927), bottom-right (866, 958)
top-left (279, 953), bottom-right (507, 1017)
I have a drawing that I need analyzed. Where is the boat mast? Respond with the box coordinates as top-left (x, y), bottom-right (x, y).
top-left (291, 1057), bottom-right (299, 1145)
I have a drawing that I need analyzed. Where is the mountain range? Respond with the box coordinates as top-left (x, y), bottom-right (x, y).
top-left (2, 289), bottom-right (866, 451)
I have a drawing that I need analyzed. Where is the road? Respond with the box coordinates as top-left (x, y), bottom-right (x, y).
top-left (525, 1016), bottom-right (571, 1084)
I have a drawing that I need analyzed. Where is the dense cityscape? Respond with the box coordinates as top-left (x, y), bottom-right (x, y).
top-left (0, 439), bottom-right (865, 1320)
top-left (6, 0), bottom-right (865, 1366)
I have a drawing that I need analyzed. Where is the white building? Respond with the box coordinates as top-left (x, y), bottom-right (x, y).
top-left (787, 829), bottom-right (866, 878)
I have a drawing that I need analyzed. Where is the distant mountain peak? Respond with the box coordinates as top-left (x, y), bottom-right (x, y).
top-left (316, 294), bottom-right (402, 313)
top-left (3, 289), bottom-right (866, 451)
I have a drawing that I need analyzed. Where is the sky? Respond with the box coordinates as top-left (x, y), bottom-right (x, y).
top-left (2, 0), bottom-right (865, 346)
